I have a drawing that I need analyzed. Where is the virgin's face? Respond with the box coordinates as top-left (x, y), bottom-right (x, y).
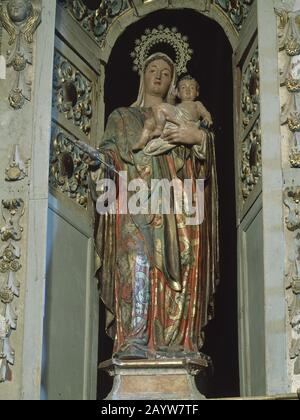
top-left (144, 59), bottom-right (172, 98)
top-left (7, 0), bottom-right (29, 23)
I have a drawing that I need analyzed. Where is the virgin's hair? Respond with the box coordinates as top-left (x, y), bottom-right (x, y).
top-left (142, 53), bottom-right (175, 78)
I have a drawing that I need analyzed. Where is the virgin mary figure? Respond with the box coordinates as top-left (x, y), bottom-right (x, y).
top-left (90, 50), bottom-right (219, 362)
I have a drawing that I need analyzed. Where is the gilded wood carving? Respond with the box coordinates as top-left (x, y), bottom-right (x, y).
top-left (0, 0), bottom-right (41, 109)
top-left (0, 200), bottom-right (24, 382)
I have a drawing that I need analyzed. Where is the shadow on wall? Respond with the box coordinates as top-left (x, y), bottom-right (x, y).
top-left (99, 8), bottom-right (239, 400)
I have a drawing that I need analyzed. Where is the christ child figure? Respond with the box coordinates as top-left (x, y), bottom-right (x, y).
top-left (133, 75), bottom-right (213, 156)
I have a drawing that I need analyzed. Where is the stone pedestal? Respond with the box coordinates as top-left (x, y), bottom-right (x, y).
top-left (99, 358), bottom-right (209, 400)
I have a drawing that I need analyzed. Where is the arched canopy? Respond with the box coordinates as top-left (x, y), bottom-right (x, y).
top-left (100, 0), bottom-right (239, 63)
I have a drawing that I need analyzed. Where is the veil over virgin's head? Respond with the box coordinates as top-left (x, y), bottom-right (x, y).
top-left (131, 52), bottom-right (177, 107)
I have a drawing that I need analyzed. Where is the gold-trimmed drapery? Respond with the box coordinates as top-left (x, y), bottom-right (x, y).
top-left (90, 106), bottom-right (219, 360)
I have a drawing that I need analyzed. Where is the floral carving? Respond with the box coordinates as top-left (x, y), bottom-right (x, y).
top-left (0, 269), bottom-right (19, 381)
top-left (241, 47), bottom-right (260, 129)
top-left (0, 13), bottom-right (5, 79)
top-left (49, 127), bottom-right (90, 208)
top-left (0, 243), bottom-right (21, 274)
top-left (8, 88), bottom-right (25, 110)
top-left (5, 145), bottom-right (28, 182)
top-left (284, 187), bottom-right (300, 232)
top-left (215, 0), bottom-right (254, 32)
top-left (0, 199), bottom-right (24, 242)
top-left (0, 201), bottom-right (23, 383)
top-left (58, 0), bottom-right (255, 48)
top-left (58, 0), bottom-right (128, 47)
top-left (284, 187), bottom-right (300, 375)
top-left (0, 0), bottom-right (42, 109)
top-left (276, 8), bottom-right (300, 168)
top-left (278, 7), bottom-right (300, 378)
top-left (53, 52), bottom-right (93, 136)
top-left (240, 118), bottom-right (261, 201)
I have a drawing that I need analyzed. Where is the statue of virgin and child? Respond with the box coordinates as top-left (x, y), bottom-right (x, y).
top-left (88, 28), bottom-right (219, 364)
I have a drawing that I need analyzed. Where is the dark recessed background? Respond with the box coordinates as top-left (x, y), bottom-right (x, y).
top-left (99, 7), bottom-right (239, 400)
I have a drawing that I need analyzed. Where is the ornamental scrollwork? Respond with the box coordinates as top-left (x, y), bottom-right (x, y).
top-left (0, 0), bottom-right (42, 109)
top-left (286, 260), bottom-right (300, 375)
top-left (0, 263), bottom-right (21, 382)
top-left (0, 201), bottom-right (23, 383)
top-left (275, 7), bottom-right (300, 168)
top-left (5, 145), bottom-right (28, 182)
top-left (0, 242), bottom-right (21, 274)
top-left (241, 47), bottom-right (260, 130)
top-left (53, 52), bottom-right (93, 137)
top-left (214, 0), bottom-right (254, 32)
top-left (0, 199), bottom-right (24, 242)
top-left (284, 187), bottom-right (300, 375)
top-left (0, 11), bottom-right (5, 80)
top-left (58, 0), bottom-right (253, 48)
top-left (58, 0), bottom-right (128, 47)
top-left (284, 187), bottom-right (300, 231)
top-left (240, 118), bottom-right (262, 201)
top-left (49, 127), bottom-right (90, 208)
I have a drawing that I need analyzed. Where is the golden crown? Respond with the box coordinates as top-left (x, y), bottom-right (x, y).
top-left (131, 25), bottom-right (193, 76)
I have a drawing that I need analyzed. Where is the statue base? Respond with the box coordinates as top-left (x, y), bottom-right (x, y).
top-left (99, 357), bottom-right (209, 400)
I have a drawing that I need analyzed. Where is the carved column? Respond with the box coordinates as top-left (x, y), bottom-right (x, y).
top-left (275, 0), bottom-right (300, 392)
top-left (283, 188), bottom-right (300, 378)
top-left (0, 1), bottom-right (56, 400)
top-left (0, 199), bottom-right (24, 383)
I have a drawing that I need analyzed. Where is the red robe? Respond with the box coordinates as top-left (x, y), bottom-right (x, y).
top-left (90, 107), bottom-right (219, 360)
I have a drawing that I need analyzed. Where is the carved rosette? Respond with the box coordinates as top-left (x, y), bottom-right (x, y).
top-left (275, 8), bottom-right (300, 168)
top-left (0, 200), bottom-right (24, 383)
top-left (49, 127), bottom-right (90, 208)
top-left (214, 0), bottom-right (254, 32)
top-left (240, 118), bottom-right (262, 201)
top-left (241, 48), bottom-right (260, 129)
top-left (58, 0), bottom-right (128, 47)
top-left (5, 145), bottom-right (28, 182)
top-left (53, 52), bottom-right (93, 136)
top-left (284, 187), bottom-right (300, 375)
top-left (0, 0), bottom-right (42, 109)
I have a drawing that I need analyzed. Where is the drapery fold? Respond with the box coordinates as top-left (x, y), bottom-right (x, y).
top-left (89, 107), bottom-right (219, 358)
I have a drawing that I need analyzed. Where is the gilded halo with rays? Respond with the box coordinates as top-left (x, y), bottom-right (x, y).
top-left (131, 25), bottom-right (193, 76)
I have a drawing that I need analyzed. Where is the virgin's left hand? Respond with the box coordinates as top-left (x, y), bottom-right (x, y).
top-left (162, 123), bottom-right (207, 146)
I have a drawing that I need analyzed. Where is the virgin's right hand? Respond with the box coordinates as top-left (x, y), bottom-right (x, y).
top-left (83, 153), bottom-right (94, 165)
